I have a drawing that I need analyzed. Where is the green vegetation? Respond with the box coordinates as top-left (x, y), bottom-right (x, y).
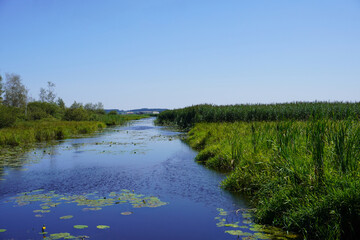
top-left (157, 103), bottom-right (360, 239)
top-left (156, 102), bottom-right (360, 128)
top-left (0, 121), bottom-right (106, 146)
top-left (0, 72), bottom-right (148, 147)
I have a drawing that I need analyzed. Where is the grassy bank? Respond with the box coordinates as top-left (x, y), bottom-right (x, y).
top-left (0, 120), bottom-right (106, 146)
top-left (0, 115), bottom-right (148, 146)
top-left (187, 120), bottom-right (360, 239)
top-left (157, 102), bottom-right (360, 239)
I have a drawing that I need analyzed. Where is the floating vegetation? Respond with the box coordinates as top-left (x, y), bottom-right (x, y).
top-left (73, 225), bottom-right (88, 229)
top-left (82, 207), bottom-right (102, 211)
top-left (48, 232), bottom-right (76, 239)
top-left (11, 189), bottom-right (167, 211)
top-left (5, 189), bottom-right (167, 237)
top-left (121, 211), bottom-right (133, 215)
top-left (0, 229), bottom-right (6, 233)
top-left (215, 208), bottom-right (298, 239)
top-left (96, 225), bottom-right (110, 229)
top-left (33, 209), bottom-right (51, 213)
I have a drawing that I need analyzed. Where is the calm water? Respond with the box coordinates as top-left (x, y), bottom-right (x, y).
top-left (0, 118), bottom-right (256, 240)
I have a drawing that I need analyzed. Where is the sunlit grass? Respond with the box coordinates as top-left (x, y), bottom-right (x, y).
top-left (185, 119), bottom-right (360, 239)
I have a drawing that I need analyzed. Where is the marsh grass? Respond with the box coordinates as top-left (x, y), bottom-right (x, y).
top-left (156, 102), bottom-right (360, 128)
top-left (0, 115), bottom-right (148, 146)
top-left (0, 121), bottom-right (106, 146)
top-left (185, 120), bottom-right (360, 239)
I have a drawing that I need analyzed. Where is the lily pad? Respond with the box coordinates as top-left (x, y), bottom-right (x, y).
top-left (73, 225), bottom-right (88, 229)
top-left (35, 214), bottom-right (43, 218)
top-left (82, 207), bottom-right (102, 211)
top-left (97, 225), bottom-right (110, 229)
top-left (225, 230), bottom-right (252, 236)
top-left (49, 232), bottom-right (76, 239)
top-left (0, 229), bottom-right (6, 233)
top-left (121, 211), bottom-right (133, 215)
top-left (60, 215), bottom-right (73, 220)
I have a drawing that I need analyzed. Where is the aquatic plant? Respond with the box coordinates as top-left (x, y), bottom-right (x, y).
top-left (185, 119), bottom-right (360, 239)
top-left (73, 225), bottom-right (88, 229)
top-left (96, 225), bottom-right (110, 229)
top-left (156, 102), bottom-right (360, 128)
top-left (214, 208), bottom-right (297, 239)
top-left (121, 211), bottom-right (133, 215)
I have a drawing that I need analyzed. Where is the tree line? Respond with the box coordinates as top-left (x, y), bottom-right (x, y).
top-left (0, 73), bottom-right (107, 128)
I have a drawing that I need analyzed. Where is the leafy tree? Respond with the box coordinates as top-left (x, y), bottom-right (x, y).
top-left (108, 110), bottom-right (118, 115)
top-left (3, 73), bottom-right (28, 108)
top-left (57, 97), bottom-right (66, 109)
top-left (70, 101), bottom-right (83, 109)
top-left (27, 101), bottom-right (62, 120)
top-left (64, 101), bottom-right (89, 121)
top-left (39, 81), bottom-right (56, 103)
top-left (84, 102), bottom-right (105, 114)
top-left (0, 74), bottom-right (3, 104)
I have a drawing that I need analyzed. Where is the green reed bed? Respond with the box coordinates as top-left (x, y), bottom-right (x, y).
top-left (185, 120), bottom-right (360, 239)
top-left (156, 102), bottom-right (360, 128)
top-left (0, 121), bottom-right (106, 146)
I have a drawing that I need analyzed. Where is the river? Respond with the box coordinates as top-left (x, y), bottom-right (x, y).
top-left (0, 118), bottom-right (287, 240)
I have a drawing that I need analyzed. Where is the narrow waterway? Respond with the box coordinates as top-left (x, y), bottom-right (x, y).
top-left (0, 118), bottom-right (270, 240)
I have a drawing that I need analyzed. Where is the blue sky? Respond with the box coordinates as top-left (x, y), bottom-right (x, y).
top-left (0, 0), bottom-right (359, 109)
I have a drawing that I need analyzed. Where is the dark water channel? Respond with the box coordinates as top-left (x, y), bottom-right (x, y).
top-left (0, 118), bottom-right (289, 240)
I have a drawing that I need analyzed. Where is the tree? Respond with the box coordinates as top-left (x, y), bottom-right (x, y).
top-left (57, 97), bottom-right (65, 109)
top-left (3, 73), bottom-right (28, 108)
top-left (0, 74), bottom-right (3, 104)
top-left (39, 81), bottom-right (56, 103)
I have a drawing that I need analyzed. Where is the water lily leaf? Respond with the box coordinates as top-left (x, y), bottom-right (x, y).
top-left (60, 215), bottom-right (73, 220)
top-left (224, 223), bottom-right (240, 228)
top-left (33, 209), bottom-right (50, 213)
top-left (73, 225), bottom-right (88, 229)
top-left (0, 229), bottom-right (6, 233)
top-left (39, 232), bottom-right (48, 235)
top-left (121, 211), bottom-right (133, 215)
top-left (49, 232), bottom-right (76, 239)
top-left (35, 214), bottom-right (43, 218)
top-left (254, 232), bottom-right (272, 239)
top-left (82, 207), bottom-right (102, 211)
top-left (225, 230), bottom-right (252, 236)
top-left (97, 225), bottom-right (110, 229)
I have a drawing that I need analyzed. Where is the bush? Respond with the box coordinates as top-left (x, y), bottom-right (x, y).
top-left (63, 107), bottom-right (89, 121)
top-left (27, 101), bottom-right (63, 120)
top-left (0, 105), bottom-right (22, 128)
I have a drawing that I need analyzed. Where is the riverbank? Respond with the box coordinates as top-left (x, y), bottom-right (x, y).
top-left (186, 120), bottom-right (360, 239)
top-left (156, 103), bottom-right (360, 239)
top-left (0, 115), bottom-right (148, 147)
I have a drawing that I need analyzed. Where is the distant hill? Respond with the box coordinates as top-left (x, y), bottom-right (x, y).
top-left (105, 108), bottom-right (168, 114)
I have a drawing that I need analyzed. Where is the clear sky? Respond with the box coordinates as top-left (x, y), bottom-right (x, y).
top-left (0, 0), bottom-right (359, 110)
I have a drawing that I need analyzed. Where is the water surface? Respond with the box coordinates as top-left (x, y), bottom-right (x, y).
top-left (0, 118), bottom-right (272, 240)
